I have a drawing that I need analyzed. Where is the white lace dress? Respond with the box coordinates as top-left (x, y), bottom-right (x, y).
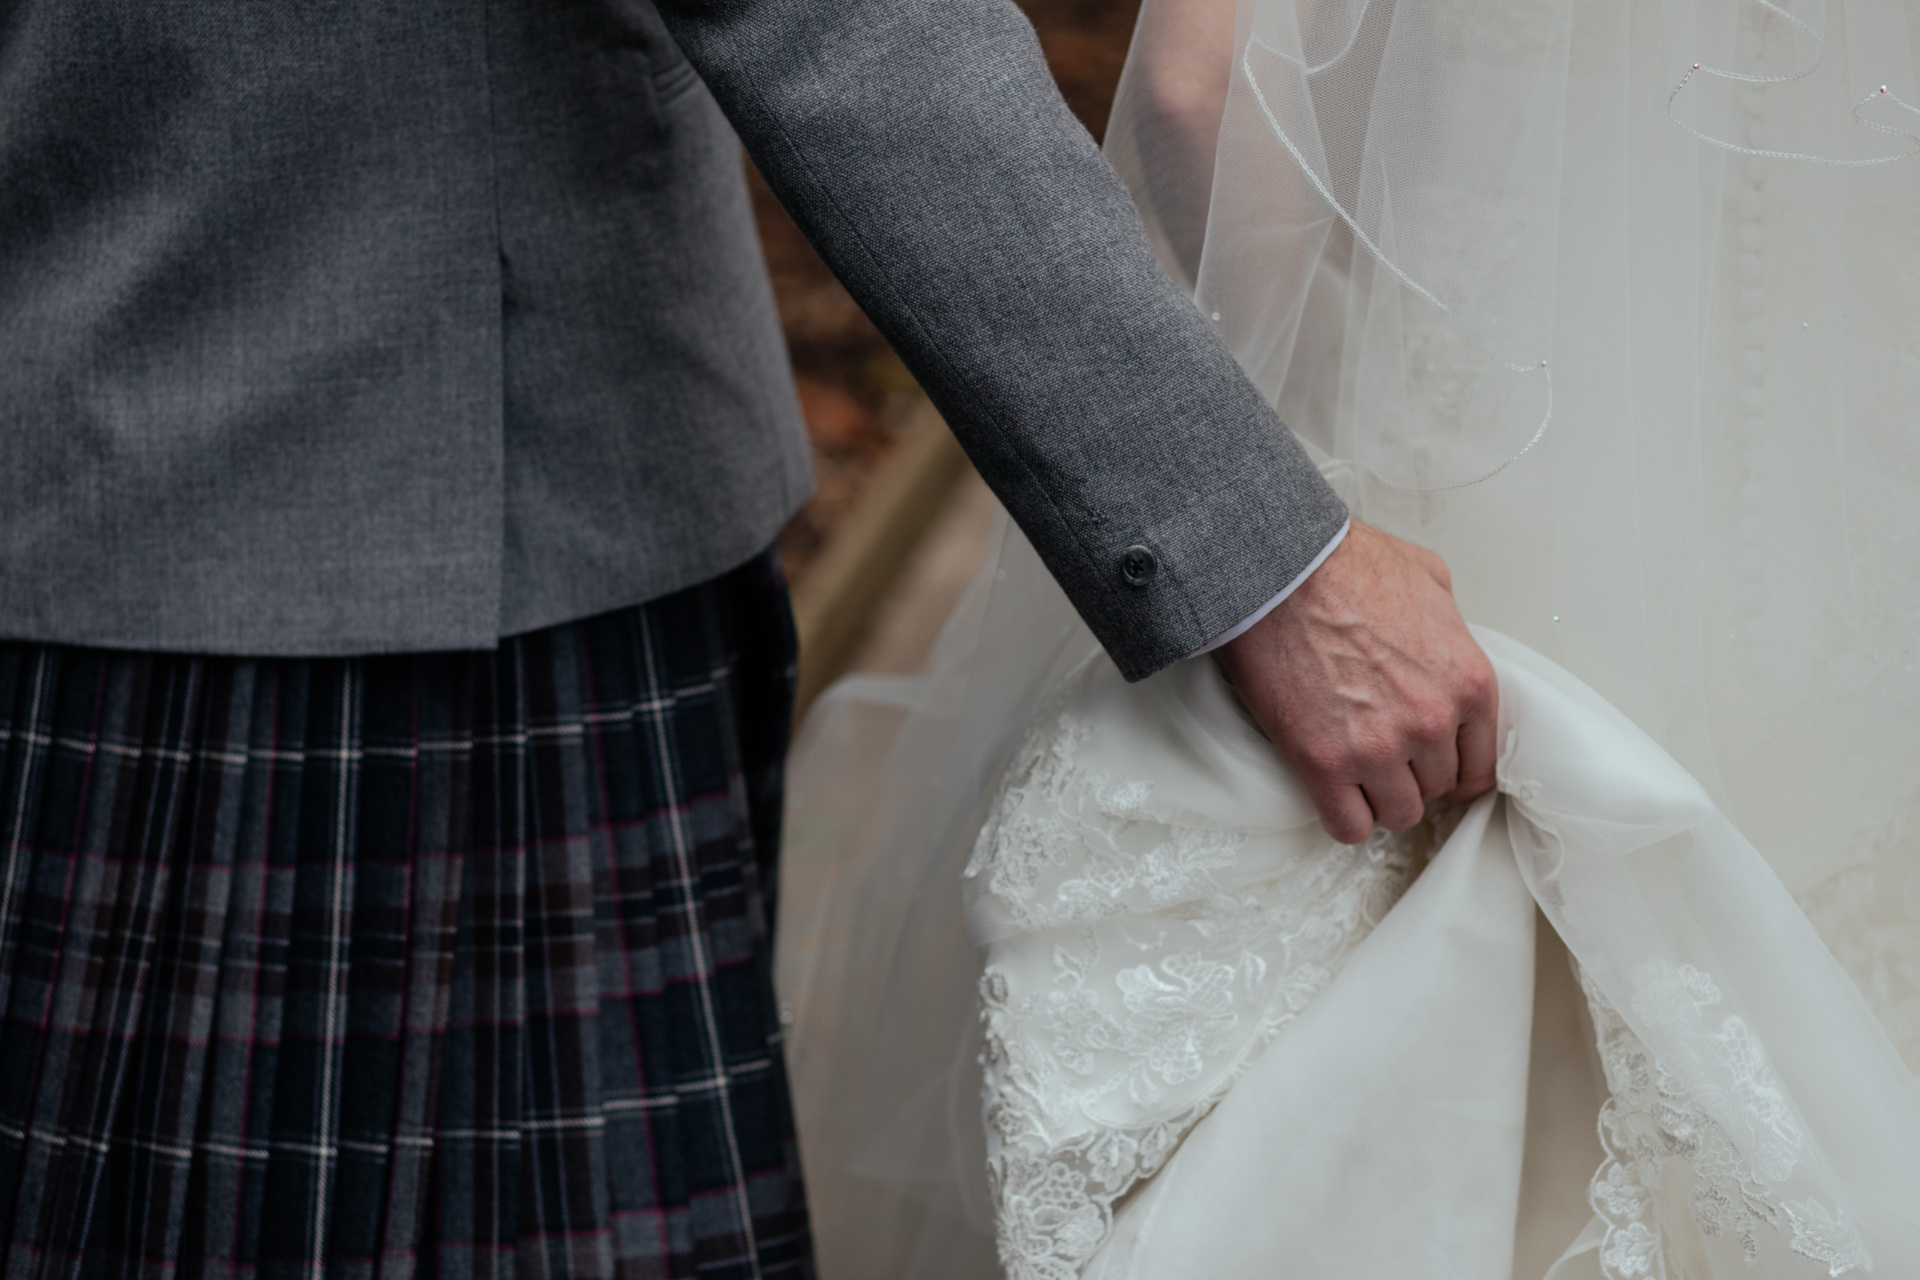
top-left (965, 635), bottom-right (1920, 1280)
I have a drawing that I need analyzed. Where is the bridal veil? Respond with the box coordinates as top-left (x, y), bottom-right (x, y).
top-left (778, 0), bottom-right (1920, 1274)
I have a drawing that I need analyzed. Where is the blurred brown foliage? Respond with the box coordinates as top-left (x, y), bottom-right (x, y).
top-left (759, 0), bottom-right (1142, 583)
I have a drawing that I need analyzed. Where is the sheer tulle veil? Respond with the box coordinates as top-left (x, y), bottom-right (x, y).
top-left (777, 0), bottom-right (1920, 1273)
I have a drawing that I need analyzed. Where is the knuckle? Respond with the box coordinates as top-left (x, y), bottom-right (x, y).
top-left (1359, 745), bottom-right (1402, 776)
top-left (1460, 657), bottom-right (1498, 704)
top-left (1299, 741), bottom-right (1352, 781)
top-left (1407, 701), bottom-right (1453, 744)
top-left (1354, 727), bottom-right (1401, 769)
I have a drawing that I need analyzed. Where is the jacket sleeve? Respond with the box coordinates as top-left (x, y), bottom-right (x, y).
top-left (655, 0), bottom-right (1349, 681)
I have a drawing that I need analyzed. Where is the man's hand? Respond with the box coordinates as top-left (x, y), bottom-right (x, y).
top-left (1215, 521), bottom-right (1499, 843)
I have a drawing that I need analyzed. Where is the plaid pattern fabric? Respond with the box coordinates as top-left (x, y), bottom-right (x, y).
top-left (0, 552), bottom-right (812, 1280)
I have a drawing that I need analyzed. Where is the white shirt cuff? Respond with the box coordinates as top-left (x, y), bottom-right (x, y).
top-left (1188, 519), bottom-right (1350, 658)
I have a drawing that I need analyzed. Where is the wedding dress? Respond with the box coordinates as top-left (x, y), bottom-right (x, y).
top-left (777, 0), bottom-right (1920, 1275)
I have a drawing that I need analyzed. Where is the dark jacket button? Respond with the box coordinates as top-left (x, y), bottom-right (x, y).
top-left (1120, 545), bottom-right (1158, 587)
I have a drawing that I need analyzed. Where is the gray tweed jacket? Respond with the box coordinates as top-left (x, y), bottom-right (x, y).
top-left (0, 0), bottom-right (1346, 681)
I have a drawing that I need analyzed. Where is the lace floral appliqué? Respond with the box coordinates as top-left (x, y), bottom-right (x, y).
top-left (968, 686), bottom-right (1417, 1280)
top-left (1582, 962), bottom-right (1872, 1279)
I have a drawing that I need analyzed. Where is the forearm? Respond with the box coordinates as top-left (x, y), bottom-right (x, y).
top-left (658, 0), bottom-right (1347, 678)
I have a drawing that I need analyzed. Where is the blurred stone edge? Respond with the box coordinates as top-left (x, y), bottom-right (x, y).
top-left (790, 394), bottom-right (971, 722)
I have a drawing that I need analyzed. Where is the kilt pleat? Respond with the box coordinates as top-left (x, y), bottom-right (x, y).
top-left (0, 554), bottom-right (812, 1280)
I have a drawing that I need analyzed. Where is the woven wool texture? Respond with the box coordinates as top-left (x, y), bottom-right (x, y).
top-left (0, 553), bottom-right (811, 1279)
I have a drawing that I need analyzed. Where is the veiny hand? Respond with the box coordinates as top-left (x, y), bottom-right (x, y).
top-left (1214, 520), bottom-right (1499, 843)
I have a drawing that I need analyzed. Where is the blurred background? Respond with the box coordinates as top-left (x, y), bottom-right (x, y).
top-left (755, 0), bottom-right (1142, 709)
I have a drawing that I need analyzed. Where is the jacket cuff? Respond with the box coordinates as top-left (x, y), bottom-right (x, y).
top-left (1188, 519), bottom-right (1349, 658)
top-left (1068, 429), bottom-right (1350, 681)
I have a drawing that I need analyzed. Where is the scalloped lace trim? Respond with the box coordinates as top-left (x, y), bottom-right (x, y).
top-left (1581, 964), bottom-right (1871, 1279)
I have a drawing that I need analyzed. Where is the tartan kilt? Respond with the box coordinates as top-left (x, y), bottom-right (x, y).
top-left (0, 551), bottom-right (813, 1280)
